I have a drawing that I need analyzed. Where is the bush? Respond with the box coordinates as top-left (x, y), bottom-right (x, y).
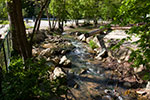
top-left (89, 40), bottom-right (98, 49)
top-left (0, 57), bottom-right (67, 100)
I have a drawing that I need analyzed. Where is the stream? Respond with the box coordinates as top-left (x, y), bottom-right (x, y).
top-left (64, 36), bottom-right (131, 100)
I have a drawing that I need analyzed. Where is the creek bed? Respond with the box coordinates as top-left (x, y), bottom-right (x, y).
top-left (64, 35), bottom-right (133, 100)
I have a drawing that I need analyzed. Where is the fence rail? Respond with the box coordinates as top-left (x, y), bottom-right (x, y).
top-left (0, 31), bottom-right (12, 72)
top-left (0, 31), bottom-right (12, 93)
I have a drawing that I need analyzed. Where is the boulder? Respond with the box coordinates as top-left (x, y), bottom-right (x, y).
top-left (33, 31), bottom-right (47, 43)
top-left (59, 56), bottom-right (71, 67)
top-left (52, 67), bottom-right (66, 80)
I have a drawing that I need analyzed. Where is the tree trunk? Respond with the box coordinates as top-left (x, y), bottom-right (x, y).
top-left (94, 19), bottom-right (98, 27)
top-left (36, 18), bottom-right (41, 32)
top-left (30, 0), bottom-right (50, 44)
top-left (46, 10), bottom-right (51, 30)
top-left (75, 20), bottom-right (79, 26)
top-left (7, 0), bottom-right (32, 61)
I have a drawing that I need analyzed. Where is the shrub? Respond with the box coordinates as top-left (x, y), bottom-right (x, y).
top-left (89, 40), bottom-right (98, 49)
top-left (0, 57), bottom-right (67, 100)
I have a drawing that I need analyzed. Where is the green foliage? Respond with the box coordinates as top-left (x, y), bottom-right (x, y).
top-left (113, 0), bottom-right (150, 80)
top-left (0, 20), bottom-right (9, 25)
top-left (49, 0), bottom-right (68, 21)
top-left (0, 0), bottom-right (7, 18)
top-left (0, 57), bottom-right (67, 100)
top-left (89, 40), bottom-right (98, 49)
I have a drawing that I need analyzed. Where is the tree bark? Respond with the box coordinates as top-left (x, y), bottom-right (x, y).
top-left (46, 10), bottom-right (51, 30)
top-left (7, 0), bottom-right (32, 61)
top-left (30, 0), bottom-right (50, 44)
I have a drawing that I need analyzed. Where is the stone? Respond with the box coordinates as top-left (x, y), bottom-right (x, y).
top-left (78, 34), bottom-right (86, 42)
top-left (146, 81), bottom-right (150, 90)
top-left (32, 48), bottom-right (38, 56)
top-left (86, 36), bottom-right (94, 44)
top-left (123, 82), bottom-right (132, 88)
top-left (53, 67), bottom-right (66, 79)
top-left (42, 43), bottom-right (56, 49)
top-left (93, 36), bottom-right (101, 48)
top-left (75, 32), bottom-right (82, 36)
top-left (95, 48), bottom-right (107, 59)
top-left (33, 31), bottom-right (47, 43)
top-left (59, 56), bottom-right (67, 64)
top-left (79, 68), bottom-right (87, 75)
top-left (134, 65), bottom-right (144, 73)
top-left (52, 56), bottom-right (60, 64)
top-left (61, 50), bottom-right (67, 55)
top-left (39, 48), bottom-right (54, 58)
top-left (59, 56), bottom-right (71, 67)
top-left (102, 95), bottom-right (112, 100)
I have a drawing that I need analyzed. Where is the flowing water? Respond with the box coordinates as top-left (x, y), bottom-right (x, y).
top-left (64, 36), bottom-right (131, 100)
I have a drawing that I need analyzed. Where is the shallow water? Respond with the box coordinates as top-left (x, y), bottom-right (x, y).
top-left (64, 36), bottom-right (131, 100)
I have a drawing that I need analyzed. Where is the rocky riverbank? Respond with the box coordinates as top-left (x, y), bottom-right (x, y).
top-left (30, 29), bottom-right (150, 100)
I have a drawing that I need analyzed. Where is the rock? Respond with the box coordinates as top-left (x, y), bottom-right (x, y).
top-left (33, 31), bottom-right (47, 43)
top-left (102, 95), bottom-right (112, 100)
top-left (52, 67), bottom-right (66, 80)
top-left (79, 68), bottom-right (87, 75)
top-left (75, 32), bottom-right (82, 36)
top-left (32, 48), bottom-right (38, 56)
top-left (39, 48), bottom-right (54, 58)
top-left (86, 36), bottom-right (94, 44)
top-left (93, 36), bottom-right (101, 48)
top-left (134, 65), bottom-right (144, 73)
top-left (59, 56), bottom-right (67, 64)
top-left (73, 84), bottom-right (79, 89)
top-left (95, 48), bottom-right (107, 59)
top-left (52, 56), bottom-right (60, 64)
top-left (61, 50), bottom-right (67, 55)
top-left (59, 56), bottom-right (71, 67)
top-left (42, 43), bottom-right (56, 49)
top-left (123, 82), bottom-right (132, 88)
top-left (78, 34), bottom-right (86, 42)
top-left (146, 81), bottom-right (150, 90)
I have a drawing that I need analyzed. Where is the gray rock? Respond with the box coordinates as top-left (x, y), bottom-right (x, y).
top-left (123, 82), bottom-right (132, 88)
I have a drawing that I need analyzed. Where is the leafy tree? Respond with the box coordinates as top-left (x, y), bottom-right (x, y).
top-left (67, 0), bottom-right (82, 26)
top-left (0, 0), bottom-right (7, 19)
top-left (114, 0), bottom-right (150, 80)
top-left (49, 0), bottom-right (68, 31)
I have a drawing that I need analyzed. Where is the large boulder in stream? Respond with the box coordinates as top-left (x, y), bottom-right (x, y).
top-left (32, 31), bottom-right (47, 43)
